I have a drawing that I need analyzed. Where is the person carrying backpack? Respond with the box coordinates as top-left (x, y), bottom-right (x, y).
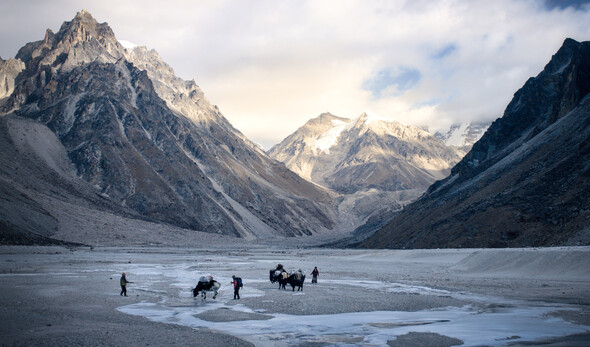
top-left (231, 275), bottom-right (243, 299)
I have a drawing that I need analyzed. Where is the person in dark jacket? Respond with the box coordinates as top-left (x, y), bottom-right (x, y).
top-left (311, 266), bottom-right (319, 284)
top-left (231, 275), bottom-right (241, 300)
top-left (120, 272), bottom-right (130, 296)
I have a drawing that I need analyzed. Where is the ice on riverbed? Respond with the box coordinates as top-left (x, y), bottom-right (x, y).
top-left (119, 296), bottom-right (584, 346)
top-left (117, 261), bottom-right (588, 346)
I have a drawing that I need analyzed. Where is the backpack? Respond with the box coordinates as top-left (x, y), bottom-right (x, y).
top-left (235, 277), bottom-right (243, 287)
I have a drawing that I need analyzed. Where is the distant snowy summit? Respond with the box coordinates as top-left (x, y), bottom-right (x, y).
top-left (434, 122), bottom-right (490, 154)
top-left (269, 111), bottom-right (463, 194)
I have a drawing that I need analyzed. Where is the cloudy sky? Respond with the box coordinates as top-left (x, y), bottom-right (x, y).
top-left (1, 1), bottom-right (590, 148)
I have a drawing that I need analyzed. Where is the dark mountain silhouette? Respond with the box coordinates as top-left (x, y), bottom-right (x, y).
top-left (359, 38), bottom-right (590, 249)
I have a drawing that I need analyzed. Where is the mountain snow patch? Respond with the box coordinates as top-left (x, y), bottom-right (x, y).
top-left (445, 122), bottom-right (470, 147)
top-left (314, 119), bottom-right (349, 153)
top-left (119, 40), bottom-right (138, 49)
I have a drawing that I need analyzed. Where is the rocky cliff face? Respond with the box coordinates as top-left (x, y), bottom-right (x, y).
top-left (360, 38), bottom-right (590, 249)
top-left (0, 10), bottom-right (336, 243)
top-left (0, 58), bottom-right (25, 100)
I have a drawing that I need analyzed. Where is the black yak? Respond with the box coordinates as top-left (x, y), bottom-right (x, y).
top-left (286, 271), bottom-right (305, 291)
top-left (193, 278), bottom-right (220, 299)
top-left (270, 269), bottom-right (289, 290)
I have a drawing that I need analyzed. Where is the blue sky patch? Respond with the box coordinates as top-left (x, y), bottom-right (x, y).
top-left (363, 66), bottom-right (422, 98)
top-left (544, 0), bottom-right (590, 10)
top-left (432, 44), bottom-right (457, 59)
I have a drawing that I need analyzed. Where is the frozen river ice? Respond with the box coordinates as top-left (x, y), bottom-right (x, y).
top-left (112, 247), bottom-right (589, 346)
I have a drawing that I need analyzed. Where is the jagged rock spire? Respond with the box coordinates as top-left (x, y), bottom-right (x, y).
top-left (15, 9), bottom-right (124, 71)
top-left (56, 9), bottom-right (117, 45)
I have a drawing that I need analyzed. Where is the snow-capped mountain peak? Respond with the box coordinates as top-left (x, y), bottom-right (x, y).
top-left (269, 111), bottom-right (462, 192)
top-left (350, 111), bottom-right (433, 141)
top-left (268, 111), bottom-right (463, 234)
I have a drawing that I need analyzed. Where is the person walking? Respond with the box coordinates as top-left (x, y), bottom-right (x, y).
top-left (311, 266), bottom-right (319, 284)
top-left (231, 275), bottom-right (242, 300)
top-left (120, 272), bottom-right (131, 296)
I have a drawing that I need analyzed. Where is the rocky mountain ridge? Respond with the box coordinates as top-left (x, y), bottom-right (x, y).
top-left (0, 10), bottom-right (336, 244)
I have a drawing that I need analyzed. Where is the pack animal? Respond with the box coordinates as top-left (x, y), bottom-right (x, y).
top-left (270, 269), bottom-right (289, 290)
top-left (287, 272), bottom-right (305, 291)
top-left (193, 280), bottom-right (220, 299)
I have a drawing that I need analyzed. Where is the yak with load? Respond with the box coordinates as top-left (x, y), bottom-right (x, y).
top-left (193, 275), bottom-right (220, 299)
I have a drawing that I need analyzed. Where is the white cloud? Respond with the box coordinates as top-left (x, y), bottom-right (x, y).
top-left (1, 0), bottom-right (590, 148)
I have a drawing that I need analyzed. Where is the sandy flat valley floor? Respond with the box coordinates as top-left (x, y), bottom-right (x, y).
top-left (1, 245), bottom-right (589, 346)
